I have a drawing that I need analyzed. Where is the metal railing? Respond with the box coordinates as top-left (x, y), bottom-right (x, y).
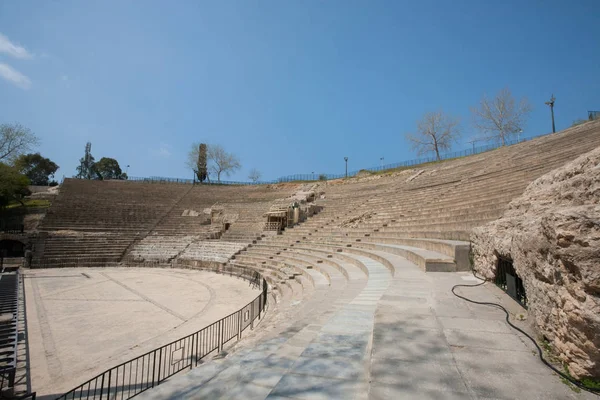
top-left (113, 131), bottom-right (554, 186)
top-left (55, 272), bottom-right (268, 400)
top-left (0, 225), bottom-right (24, 234)
top-left (263, 222), bottom-right (282, 231)
top-left (0, 271), bottom-right (19, 395)
top-left (589, 110), bottom-right (600, 121)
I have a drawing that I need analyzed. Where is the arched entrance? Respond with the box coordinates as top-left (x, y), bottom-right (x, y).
top-left (0, 239), bottom-right (25, 258)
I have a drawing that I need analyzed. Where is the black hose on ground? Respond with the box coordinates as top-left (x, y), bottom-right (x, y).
top-left (451, 272), bottom-right (600, 396)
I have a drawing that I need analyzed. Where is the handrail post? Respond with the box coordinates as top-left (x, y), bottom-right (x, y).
top-left (251, 298), bottom-right (255, 330)
top-left (238, 308), bottom-right (242, 339)
top-left (218, 319), bottom-right (224, 352)
top-left (157, 348), bottom-right (162, 384)
top-left (99, 373), bottom-right (105, 400)
top-left (106, 370), bottom-right (112, 400)
top-left (151, 351), bottom-right (157, 388)
top-left (190, 334), bottom-right (195, 370)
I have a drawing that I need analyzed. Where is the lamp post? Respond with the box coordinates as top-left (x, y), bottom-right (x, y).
top-left (312, 171), bottom-right (315, 181)
top-left (545, 94), bottom-right (556, 133)
top-left (344, 157), bottom-right (348, 179)
top-left (468, 139), bottom-right (478, 153)
top-left (517, 129), bottom-right (523, 142)
top-left (126, 165), bottom-right (130, 175)
top-left (380, 157), bottom-right (384, 169)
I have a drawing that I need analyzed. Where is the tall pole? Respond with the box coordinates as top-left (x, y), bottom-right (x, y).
top-left (380, 157), bottom-right (384, 169)
top-left (344, 157), bottom-right (348, 178)
top-left (545, 94), bottom-right (556, 133)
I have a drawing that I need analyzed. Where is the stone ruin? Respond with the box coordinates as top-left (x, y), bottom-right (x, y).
top-left (471, 146), bottom-right (600, 378)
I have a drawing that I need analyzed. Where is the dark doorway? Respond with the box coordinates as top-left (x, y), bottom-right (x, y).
top-left (495, 256), bottom-right (527, 308)
top-left (0, 240), bottom-right (25, 258)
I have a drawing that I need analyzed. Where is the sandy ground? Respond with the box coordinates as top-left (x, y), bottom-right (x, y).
top-left (23, 267), bottom-right (260, 399)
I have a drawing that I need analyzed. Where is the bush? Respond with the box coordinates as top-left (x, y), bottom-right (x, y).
top-left (319, 174), bottom-right (327, 181)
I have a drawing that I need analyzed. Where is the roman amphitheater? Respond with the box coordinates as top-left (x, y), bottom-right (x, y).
top-left (1, 120), bottom-right (599, 399)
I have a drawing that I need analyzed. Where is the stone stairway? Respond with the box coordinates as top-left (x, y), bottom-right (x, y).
top-left (136, 247), bottom-right (594, 400)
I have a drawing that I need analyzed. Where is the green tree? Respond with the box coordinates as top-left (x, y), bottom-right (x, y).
top-left (186, 142), bottom-right (209, 182)
top-left (0, 163), bottom-right (30, 208)
top-left (76, 142), bottom-right (96, 179)
top-left (14, 153), bottom-right (59, 185)
top-left (198, 143), bottom-right (208, 182)
top-left (95, 157), bottom-right (124, 180)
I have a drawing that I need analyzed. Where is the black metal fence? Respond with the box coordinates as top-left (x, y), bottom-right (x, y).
top-left (0, 271), bottom-right (19, 396)
top-left (0, 224), bottom-right (24, 234)
top-left (589, 110), bottom-right (600, 121)
top-left (115, 131), bottom-right (551, 186)
top-left (55, 275), bottom-right (268, 400)
top-left (495, 256), bottom-right (527, 308)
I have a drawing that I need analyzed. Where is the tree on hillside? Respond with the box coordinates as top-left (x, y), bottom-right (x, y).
top-left (186, 143), bottom-right (241, 183)
top-left (248, 168), bottom-right (262, 183)
top-left (75, 142), bottom-right (97, 179)
top-left (0, 123), bottom-right (40, 163)
top-left (186, 143), bottom-right (209, 182)
top-left (95, 157), bottom-right (126, 180)
top-left (471, 87), bottom-right (532, 146)
top-left (14, 153), bottom-right (59, 185)
top-left (405, 111), bottom-right (461, 161)
top-left (0, 163), bottom-right (30, 208)
top-left (208, 144), bottom-right (241, 182)
top-left (198, 143), bottom-right (208, 182)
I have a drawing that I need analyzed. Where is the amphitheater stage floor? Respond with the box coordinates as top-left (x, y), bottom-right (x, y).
top-left (22, 267), bottom-right (261, 399)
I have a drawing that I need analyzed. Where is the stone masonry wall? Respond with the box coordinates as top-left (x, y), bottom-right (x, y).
top-left (471, 146), bottom-right (600, 378)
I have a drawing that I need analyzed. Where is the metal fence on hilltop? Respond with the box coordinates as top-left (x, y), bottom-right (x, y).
top-left (66, 130), bottom-right (555, 186)
top-left (54, 265), bottom-right (268, 400)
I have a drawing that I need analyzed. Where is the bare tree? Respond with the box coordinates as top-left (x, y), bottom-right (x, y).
top-left (186, 143), bottom-right (241, 182)
top-left (405, 111), bottom-right (460, 161)
top-left (208, 145), bottom-right (241, 182)
top-left (471, 87), bottom-right (532, 146)
top-left (0, 123), bottom-right (40, 163)
top-left (186, 143), bottom-right (200, 173)
top-left (248, 168), bottom-right (262, 183)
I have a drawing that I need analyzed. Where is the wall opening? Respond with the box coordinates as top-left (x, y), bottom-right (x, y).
top-left (0, 239), bottom-right (25, 258)
top-left (495, 256), bottom-right (527, 308)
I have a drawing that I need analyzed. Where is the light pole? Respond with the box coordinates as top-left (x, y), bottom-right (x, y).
top-left (380, 157), bottom-right (384, 169)
top-left (126, 165), bottom-right (130, 175)
top-left (545, 94), bottom-right (556, 133)
top-left (312, 171), bottom-right (315, 180)
top-left (344, 157), bottom-right (348, 179)
top-left (468, 139), bottom-right (478, 153)
top-left (517, 129), bottom-right (523, 142)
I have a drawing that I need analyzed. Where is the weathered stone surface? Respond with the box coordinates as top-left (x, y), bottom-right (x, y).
top-left (471, 146), bottom-right (600, 379)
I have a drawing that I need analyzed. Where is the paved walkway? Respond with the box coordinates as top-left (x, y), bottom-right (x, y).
top-left (138, 251), bottom-right (595, 400)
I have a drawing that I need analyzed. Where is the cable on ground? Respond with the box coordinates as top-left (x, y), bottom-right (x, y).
top-left (451, 271), bottom-right (600, 396)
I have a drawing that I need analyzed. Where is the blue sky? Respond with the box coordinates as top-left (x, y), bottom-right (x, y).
top-left (1, 1), bottom-right (599, 182)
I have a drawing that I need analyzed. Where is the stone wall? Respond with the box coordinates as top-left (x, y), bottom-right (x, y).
top-left (471, 146), bottom-right (600, 379)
